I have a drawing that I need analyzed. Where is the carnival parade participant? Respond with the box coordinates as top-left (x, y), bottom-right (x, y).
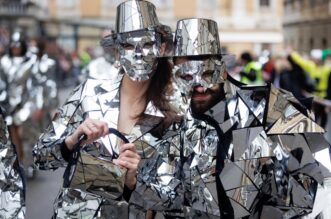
top-left (170, 18), bottom-right (329, 218)
top-left (78, 29), bottom-right (121, 83)
top-left (0, 31), bottom-right (58, 171)
top-left (0, 107), bottom-right (25, 218)
top-left (33, 1), bottom-right (174, 218)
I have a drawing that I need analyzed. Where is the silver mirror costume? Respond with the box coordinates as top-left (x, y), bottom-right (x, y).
top-left (0, 46), bottom-right (58, 127)
top-left (33, 1), bottom-right (174, 218)
top-left (115, 0), bottom-right (172, 82)
top-left (33, 75), bottom-right (166, 218)
top-left (0, 107), bottom-right (25, 218)
top-left (130, 18), bottom-right (331, 219)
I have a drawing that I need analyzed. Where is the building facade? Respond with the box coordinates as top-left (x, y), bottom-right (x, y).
top-left (283, 0), bottom-right (331, 55)
top-left (32, 0), bottom-right (284, 56)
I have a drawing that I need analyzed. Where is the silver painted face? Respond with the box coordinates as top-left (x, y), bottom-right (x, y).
top-left (118, 30), bottom-right (161, 81)
top-left (173, 57), bottom-right (226, 95)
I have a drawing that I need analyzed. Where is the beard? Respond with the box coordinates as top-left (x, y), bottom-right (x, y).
top-left (190, 83), bottom-right (225, 115)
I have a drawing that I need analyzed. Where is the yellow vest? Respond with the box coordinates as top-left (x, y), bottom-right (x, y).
top-left (241, 61), bottom-right (263, 85)
top-left (291, 52), bottom-right (331, 98)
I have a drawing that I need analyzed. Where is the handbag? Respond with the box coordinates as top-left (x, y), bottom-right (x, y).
top-left (63, 128), bottom-right (129, 200)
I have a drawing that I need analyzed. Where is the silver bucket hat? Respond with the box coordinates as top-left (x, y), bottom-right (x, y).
top-left (172, 18), bottom-right (230, 95)
top-left (116, 0), bottom-right (160, 33)
top-left (108, 0), bottom-right (173, 81)
top-left (115, 0), bottom-right (172, 48)
top-left (174, 18), bottom-right (222, 57)
top-left (101, 0), bottom-right (172, 51)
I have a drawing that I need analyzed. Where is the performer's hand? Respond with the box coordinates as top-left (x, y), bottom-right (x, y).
top-left (113, 143), bottom-right (141, 190)
top-left (64, 118), bottom-right (108, 150)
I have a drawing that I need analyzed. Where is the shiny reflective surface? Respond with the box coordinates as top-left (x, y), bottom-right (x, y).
top-left (0, 108), bottom-right (25, 218)
top-left (174, 18), bottom-right (221, 57)
top-left (114, 0), bottom-right (173, 82)
top-left (32, 12), bottom-right (331, 219)
top-left (183, 83), bottom-right (328, 218)
top-left (173, 57), bottom-right (226, 94)
top-left (116, 0), bottom-right (159, 33)
top-left (0, 53), bottom-right (58, 126)
top-left (33, 74), bottom-right (167, 218)
top-left (117, 30), bottom-right (160, 81)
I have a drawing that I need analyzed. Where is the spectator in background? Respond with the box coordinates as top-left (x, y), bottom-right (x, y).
top-left (79, 47), bottom-right (92, 69)
top-left (270, 55), bottom-right (311, 100)
top-left (57, 49), bottom-right (73, 87)
top-left (239, 51), bottom-right (264, 85)
top-left (0, 27), bottom-right (10, 57)
top-left (261, 53), bottom-right (274, 83)
top-left (78, 31), bottom-right (120, 84)
top-left (289, 48), bottom-right (331, 127)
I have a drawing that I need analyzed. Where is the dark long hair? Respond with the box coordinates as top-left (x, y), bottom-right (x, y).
top-left (139, 57), bottom-right (177, 126)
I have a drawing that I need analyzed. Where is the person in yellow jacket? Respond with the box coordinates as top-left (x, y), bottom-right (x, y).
top-left (289, 49), bottom-right (331, 127)
top-left (290, 49), bottom-right (331, 98)
top-left (239, 51), bottom-right (264, 85)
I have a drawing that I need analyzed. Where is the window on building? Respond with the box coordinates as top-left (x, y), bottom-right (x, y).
top-left (310, 38), bottom-right (314, 50)
top-left (58, 0), bottom-right (76, 8)
top-left (198, 0), bottom-right (216, 10)
top-left (309, 0), bottom-right (315, 7)
top-left (322, 38), bottom-right (328, 48)
top-left (260, 0), bottom-right (270, 7)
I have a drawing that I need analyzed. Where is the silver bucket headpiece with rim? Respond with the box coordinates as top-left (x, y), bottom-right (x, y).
top-left (174, 18), bottom-right (221, 57)
top-left (116, 0), bottom-right (160, 33)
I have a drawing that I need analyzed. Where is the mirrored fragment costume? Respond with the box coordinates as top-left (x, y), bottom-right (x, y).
top-left (0, 53), bottom-right (57, 126)
top-left (130, 17), bottom-right (331, 219)
top-left (34, 1), bottom-right (175, 218)
top-left (0, 108), bottom-right (25, 218)
top-left (131, 80), bottom-right (330, 219)
top-left (182, 82), bottom-right (329, 218)
top-left (174, 17), bottom-right (329, 218)
top-left (129, 117), bottom-right (184, 215)
top-left (33, 74), bottom-right (168, 218)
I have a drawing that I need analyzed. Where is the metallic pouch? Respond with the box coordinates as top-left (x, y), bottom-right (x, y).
top-left (64, 128), bottom-right (129, 200)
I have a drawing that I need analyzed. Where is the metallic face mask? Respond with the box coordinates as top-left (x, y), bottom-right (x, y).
top-left (118, 30), bottom-right (161, 81)
top-left (173, 57), bottom-right (226, 95)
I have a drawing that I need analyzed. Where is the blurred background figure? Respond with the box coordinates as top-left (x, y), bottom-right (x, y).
top-left (237, 51), bottom-right (264, 85)
top-left (0, 27), bottom-right (10, 57)
top-left (21, 37), bottom-right (58, 177)
top-left (0, 107), bottom-right (25, 219)
top-left (0, 29), bottom-right (30, 163)
top-left (0, 30), bottom-right (58, 178)
top-left (288, 48), bottom-right (331, 128)
top-left (78, 29), bottom-right (120, 83)
top-left (260, 50), bottom-right (274, 83)
top-left (268, 54), bottom-right (315, 101)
